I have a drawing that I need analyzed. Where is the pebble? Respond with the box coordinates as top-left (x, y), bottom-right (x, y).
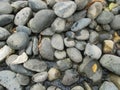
top-left (111, 15), bottom-right (120, 30)
top-left (39, 38), bottom-right (54, 60)
top-left (23, 59), bottom-right (47, 72)
top-left (0, 2), bottom-right (12, 14)
top-left (14, 7), bottom-right (32, 25)
top-left (99, 81), bottom-right (118, 90)
top-left (48, 68), bottom-right (60, 81)
top-left (84, 43), bottom-right (102, 59)
top-left (87, 2), bottom-right (103, 19)
top-left (0, 70), bottom-right (22, 90)
top-left (79, 56), bottom-right (102, 82)
top-left (65, 31), bottom-right (75, 39)
top-left (32, 72), bottom-right (48, 82)
top-left (26, 41), bottom-right (33, 55)
top-left (41, 28), bottom-right (55, 36)
top-left (62, 69), bottom-right (79, 85)
top-left (109, 74), bottom-right (120, 89)
top-left (30, 83), bottom-right (46, 90)
top-left (75, 0), bottom-right (89, 10)
top-left (75, 29), bottom-right (89, 40)
top-left (57, 58), bottom-right (72, 71)
top-left (6, 54), bottom-right (18, 65)
top-left (97, 10), bottom-right (114, 24)
top-left (67, 47), bottom-right (82, 63)
top-left (0, 27), bottom-right (10, 40)
top-left (46, 0), bottom-right (56, 7)
top-left (10, 64), bottom-right (33, 76)
top-left (71, 86), bottom-right (84, 90)
top-left (0, 15), bottom-right (14, 27)
top-left (64, 37), bottom-right (75, 47)
top-left (32, 36), bottom-right (39, 55)
top-left (71, 18), bottom-right (91, 32)
top-left (29, 9), bottom-right (56, 33)
top-left (103, 40), bottom-right (114, 53)
top-left (99, 33), bottom-right (113, 42)
top-left (100, 54), bottom-right (120, 75)
top-left (53, 1), bottom-right (77, 18)
top-left (75, 41), bottom-right (86, 51)
top-left (54, 50), bottom-right (66, 60)
top-left (11, 1), bottom-right (28, 13)
top-left (84, 82), bottom-right (92, 90)
top-left (51, 17), bottom-right (66, 33)
top-left (89, 20), bottom-right (97, 29)
top-left (0, 42), bottom-right (5, 48)
top-left (28, 0), bottom-right (47, 12)
top-left (0, 45), bottom-right (13, 62)
top-left (7, 32), bottom-right (29, 50)
top-left (51, 34), bottom-right (64, 50)
top-left (16, 25), bottom-right (31, 35)
top-left (47, 86), bottom-right (61, 90)
top-left (16, 73), bottom-right (30, 85)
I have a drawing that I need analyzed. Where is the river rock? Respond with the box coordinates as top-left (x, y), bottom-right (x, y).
top-left (53, 1), bottom-right (77, 18)
top-left (0, 15), bottom-right (14, 26)
top-left (29, 9), bottom-right (56, 33)
top-left (100, 54), bottom-right (120, 75)
top-left (32, 72), bottom-right (48, 82)
top-left (71, 18), bottom-right (91, 31)
top-left (64, 37), bottom-right (75, 47)
top-left (39, 38), bottom-right (54, 60)
top-left (67, 47), bottom-right (82, 63)
top-left (0, 45), bottom-right (13, 62)
top-left (28, 0), bottom-right (47, 12)
top-left (14, 7), bottom-right (32, 25)
top-left (30, 83), bottom-right (46, 90)
top-left (51, 34), bottom-right (64, 50)
top-left (99, 81), bottom-right (118, 90)
top-left (0, 70), bottom-right (22, 90)
top-left (23, 59), bottom-right (47, 72)
top-left (71, 86), bottom-right (84, 90)
top-left (7, 32), bottom-right (29, 50)
top-left (54, 50), bottom-right (66, 60)
top-left (0, 27), bottom-right (10, 40)
top-left (84, 43), bottom-right (102, 59)
top-left (0, 2), bottom-right (12, 14)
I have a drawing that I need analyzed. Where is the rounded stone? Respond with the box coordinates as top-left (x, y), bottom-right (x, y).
top-left (97, 10), bottom-right (114, 24)
top-left (32, 72), bottom-right (48, 82)
top-left (30, 83), bottom-right (46, 90)
top-left (53, 1), bottom-right (77, 18)
top-left (7, 32), bottom-right (29, 50)
top-left (0, 27), bottom-right (10, 40)
top-left (71, 86), bottom-right (84, 90)
top-left (64, 37), bottom-right (75, 47)
top-left (54, 50), bottom-right (66, 60)
top-left (14, 7), bottom-right (32, 25)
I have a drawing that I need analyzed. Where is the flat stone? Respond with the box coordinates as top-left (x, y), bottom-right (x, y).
top-left (32, 36), bottom-right (38, 55)
top-left (71, 18), bottom-right (91, 31)
top-left (62, 69), bottom-right (79, 85)
top-left (51, 17), bottom-right (66, 33)
top-left (0, 70), bottom-right (22, 90)
top-left (67, 47), bottom-right (82, 63)
top-left (48, 68), bottom-right (60, 81)
top-left (16, 73), bottom-right (30, 85)
top-left (57, 58), bottom-right (72, 71)
top-left (75, 0), bottom-right (89, 10)
top-left (7, 32), bottom-right (29, 50)
top-left (89, 31), bottom-right (99, 43)
top-left (41, 28), bottom-right (55, 36)
top-left (53, 1), bottom-right (77, 18)
top-left (100, 54), bottom-right (120, 75)
top-left (24, 59), bottom-right (47, 72)
top-left (0, 15), bottom-right (14, 27)
top-left (87, 2), bottom-right (103, 19)
top-left (30, 83), bottom-right (46, 90)
top-left (32, 72), bottom-right (48, 82)
top-left (16, 25), bottom-right (31, 35)
top-left (0, 45), bottom-right (13, 62)
top-left (14, 7), bottom-right (32, 25)
top-left (51, 34), bottom-right (64, 50)
top-left (71, 86), bottom-right (84, 90)
top-left (28, 0), bottom-right (47, 12)
top-left (39, 38), bottom-right (54, 60)
top-left (96, 10), bottom-right (114, 24)
top-left (111, 15), bottom-right (120, 30)
top-left (99, 81), bottom-right (118, 90)
top-left (0, 27), bottom-right (10, 40)
top-left (75, 41), bottom-right (86, 51)
top-left (29, 9), bottom-right (56, 33)
top-left (54, 50), bottom-right (66, 60)
top-left (0, 2), bottom-right (12, 14)
top-left (64, 37), bottom-right (75, 47)
top-left (84, 43), bottom-right (102, 59)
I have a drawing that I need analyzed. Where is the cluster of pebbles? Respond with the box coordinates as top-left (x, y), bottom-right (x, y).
top-left (1, 0), bottom-right (120, 90)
